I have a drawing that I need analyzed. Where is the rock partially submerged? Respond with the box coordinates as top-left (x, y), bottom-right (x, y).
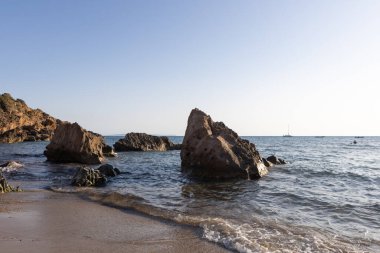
top-left (266, 155), bottom-right (286, 165)
top-left (71, 166), bottom-right (107, 187)
top-left (97, 164), bottom-right (121, 177)
top-left (71, 164), bottom-right (120, 187)
top-left (0, 161), bottom-right (23, 172)
top-left (180, 108), bottom-right (268, 180)
top-left (0, 93), bottom-right (61, 143)
top-left (102, 144), bottom-right (117, 157)
top-left (0, 172), bottom-right (20, 193)
top-left (113, 132), bottom-right (181, 152)
top-left (262, 158), bottom-right (273, 167)
top-left (44, 122), bottom-right (106, 164)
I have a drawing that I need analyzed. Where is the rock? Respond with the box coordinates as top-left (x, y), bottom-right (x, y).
top-left (114, 168), bottom-right (121, 175)
top-left (0, 161), bottom-right (23, 172)
top-left (0, 93), bottom-right (61, 143)
top-left (71, 166), bottom-right (107, 187)
top-left (102, 144), bottom-right (117, 157)
top-left (113, 133), bottom-right (179, 152)
top-left (262, 158), bottom-right (274, 167)
top-left (168, 143), bottom-right (182, 150)
top-left (97, 164), bottom-right (120, 177)
top-left (44, 122), bottom-right (106, 164)
top-left (180, 108), bottom-right (268, 180)
top-left (0, 172), bottom-right (20, 193)
top-left (24, 136), bottom-right (36, 142)
top-left (266, 155), bottom-right (286, 165)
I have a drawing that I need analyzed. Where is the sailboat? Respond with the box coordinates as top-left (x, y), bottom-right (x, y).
top-left (283, 125), bottom-right (292, 137)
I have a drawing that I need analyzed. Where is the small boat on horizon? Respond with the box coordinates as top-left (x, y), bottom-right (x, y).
top-left (283, 125), bottom-right (292, 137)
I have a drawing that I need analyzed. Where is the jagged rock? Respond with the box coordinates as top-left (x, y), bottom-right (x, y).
top-left (113, 133), bottom-right (180, 152)
top-left (102, 144), bottom-right (117, 157)
top-left (71, 166), bottom-right (107, 187)
top-left (0, 161), bottom-right (23, 172)
top-left (0, 172), bottom-right (20, 193)
top-left (266, 155), bottom-right (286, 165)
top-left (97, 164), bottom-right (120, 177)
top-left (180, 108), bottom-right (268, 180)
top-left (44, 122), bottom-right (106, 164)
top-left (0, 93), bottom-right (61, 143)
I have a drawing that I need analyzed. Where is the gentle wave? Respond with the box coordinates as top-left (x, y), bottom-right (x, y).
top-left (49, 187), bottom-right (379, 253)
top-left (4, 136), bottom-right (380, 252)
top-left (12, 153), bottom-right (45, 158)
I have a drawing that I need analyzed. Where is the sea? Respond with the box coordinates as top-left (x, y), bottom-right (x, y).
top-left (1, 136), bottom-right (379, 253)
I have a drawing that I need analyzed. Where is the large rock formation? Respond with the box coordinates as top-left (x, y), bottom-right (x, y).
top-left (44, 122), bottom-right (107, 164)
top-left (113, 132), bottom-right (181, 152)
top-left (180, 108), bottom-right (268, 180)
top-left (0, 93), bottom-right (61, 143)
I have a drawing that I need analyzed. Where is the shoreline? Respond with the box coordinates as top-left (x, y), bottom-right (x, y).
top-left (0, 190), bottom-right (231, 253)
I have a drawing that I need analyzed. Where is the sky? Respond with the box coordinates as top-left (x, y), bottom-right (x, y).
top-left (1, 0), bottom-right (379, 136)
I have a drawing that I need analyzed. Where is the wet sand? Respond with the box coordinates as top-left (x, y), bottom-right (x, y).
top-left (0, 190), bottom-right (230, 253)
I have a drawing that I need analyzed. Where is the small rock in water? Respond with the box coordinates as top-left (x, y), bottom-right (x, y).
top-left (266, 155), bottom-right (286, 165)
top-left (0, 161), bottom-right (23, 172)
top-left (114, 168), bottom-right (121, 175)
top-left (0, 171), bottom-right (21, 193)
top-left (97, 164), bottom-right (120, 177)
top-left (262, 158), bottom-right (273, 167)
top-left (71, 166), bottom-right (107, 187)
top-left (113, 132), bottom-right (179, 152)
top-left (102, 144), bottom-right (117, 157)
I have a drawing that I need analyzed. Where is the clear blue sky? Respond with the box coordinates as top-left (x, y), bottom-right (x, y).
top-left (1, 0), bottom-right (379, 136)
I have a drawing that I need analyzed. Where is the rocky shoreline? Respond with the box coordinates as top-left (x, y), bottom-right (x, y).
top-left (0, 93), bottom-right (61, 143)
top-left (1, 93), bottom-right (286, 191)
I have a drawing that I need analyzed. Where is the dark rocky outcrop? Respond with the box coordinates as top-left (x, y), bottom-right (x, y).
top-left (180, 108), bottom-right (268, 180)
top-left (262, 158), bottom-right (273, 167)
top-left (71, 166), bottom-right (107, 187)
top-left (266, 155), bottom-right (286, 165)
top-left (71, 164), bottom-right (120, 187)
top-left (113, 132), bottom-right (181, 152)
top-left (0, 93), bottom-right (61, 143)
top-left (168, 143), bottom-right (182, 150)
top-left (102, 144), bottom-right (117, 157)
top-left (0, 172), bottom-right (20, 193)
top-left (44, 122), bottom-right (106, 164)
top-left (97, 164), bottom-right (120, 177)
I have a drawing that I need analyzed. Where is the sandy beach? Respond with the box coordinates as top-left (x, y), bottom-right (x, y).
top-left (0, 190), bottom-right (230, 253)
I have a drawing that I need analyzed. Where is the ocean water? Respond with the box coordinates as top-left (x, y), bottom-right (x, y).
top-left (1, 136), bottom-right (379, 252)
